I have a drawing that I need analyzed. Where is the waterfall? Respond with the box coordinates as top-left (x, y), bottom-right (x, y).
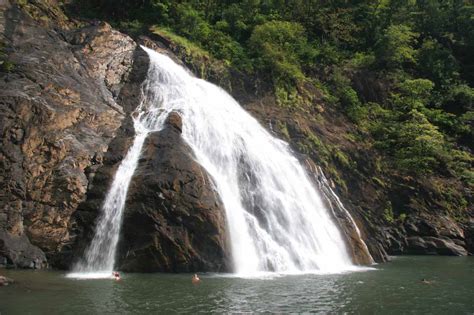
top-left (70, 45), bottom-right (370, 278)
top-left (69, 134), bottom-right (147, 277)
top-left (68, 48), bottom-right (175, 277)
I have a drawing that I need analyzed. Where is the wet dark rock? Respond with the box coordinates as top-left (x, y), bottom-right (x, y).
top-left (384, 228), bottom-right (407, 255)
top-left (117, 112), bottom-right (230, 272)
top-left (165, 111), bottom-right (183, 132)
top-left (464, 220), bottom-right (474, 254)
top-left (0, 231), bottom-right (47, 269)
top-left (406, 236), bottom-right (467, 256)
top-left (399, 216), bottom-right (469, 256)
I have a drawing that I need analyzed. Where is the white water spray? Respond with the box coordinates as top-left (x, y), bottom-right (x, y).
top-left (70, 46), bottom-right (369, 278)
top-left (69, 48), bottom-right (176, 277)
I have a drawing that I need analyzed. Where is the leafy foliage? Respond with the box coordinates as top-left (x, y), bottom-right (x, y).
top-left (69, 0), bottom-right (474, 188)
top-left (249, 21), bottom-right (306, 84)
top-left (375, 24), bottom-right (418, 69)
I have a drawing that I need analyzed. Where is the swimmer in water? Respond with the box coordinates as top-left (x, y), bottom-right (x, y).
top-left (192, 273), bottom-right (200, 284)
top-left (113, 271), bottom-right (121, 281)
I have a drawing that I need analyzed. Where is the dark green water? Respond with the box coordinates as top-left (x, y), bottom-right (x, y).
top-left (1, 256), bottom-right (473, 314)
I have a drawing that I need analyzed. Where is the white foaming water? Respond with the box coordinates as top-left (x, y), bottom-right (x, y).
top-left (70, 133), bottom-right (147, 278)
top-left (69, 48), bottom-right (174, 278)
top-left (138, 47), bottom-right (360, 275)
top-left (66, 272), bottom-right (114, 280)
top-left (71, 45), bottom-right (368, 278)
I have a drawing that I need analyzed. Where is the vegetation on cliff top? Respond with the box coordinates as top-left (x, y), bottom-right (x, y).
top-left (67, 0), bottom-right (472, 219)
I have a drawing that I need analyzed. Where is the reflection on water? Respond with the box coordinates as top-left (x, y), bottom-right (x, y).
top-left (1, 256), bottom-right (473, 314)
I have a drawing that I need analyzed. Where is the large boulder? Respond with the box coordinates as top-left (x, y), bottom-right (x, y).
top-left (406, 236), bottom-right (467, 256)
top-left (117, 112), bottom-right (230, 272)
top-left (0, 230), bottom-right (47, 268)
top-left (402, 216), bottom-right (469, 256)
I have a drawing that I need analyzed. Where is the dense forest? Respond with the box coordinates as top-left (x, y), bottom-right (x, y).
top-left (69, 0), bottom-right (473, 185)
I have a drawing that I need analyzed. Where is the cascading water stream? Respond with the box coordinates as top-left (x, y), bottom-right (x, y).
top-left (69, 133), bottom-right (147, 278)
top-left (70, 45), bottom-right (371, 278)
top-left (68, 49), bottom-right (176, 277)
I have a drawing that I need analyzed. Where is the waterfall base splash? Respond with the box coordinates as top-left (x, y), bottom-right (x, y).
top-left (70, 45), bottom-right (373, 276)
top-left (65, 272), bottom-right (114, 280)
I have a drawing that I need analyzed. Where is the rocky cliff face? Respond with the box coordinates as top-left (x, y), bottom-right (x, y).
top-left (0, 1), bottom-right (231, 272)
top-left (0, 1), bottom-right (136, 268)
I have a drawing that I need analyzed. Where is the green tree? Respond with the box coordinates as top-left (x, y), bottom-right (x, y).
top-left (391, 78), bottom-right (434, 111)
top-left (417, 39), bottom-right (459, 88)
top-left (393, 109), bottom-right (447, 173)
top-left (375, 24), bottom-right (418, 69)
top-left (249, 20), bottom-right (307, 83)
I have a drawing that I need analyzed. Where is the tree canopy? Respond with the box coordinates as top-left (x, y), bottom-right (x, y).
top-left (73, 0), bottom-right (473, 183)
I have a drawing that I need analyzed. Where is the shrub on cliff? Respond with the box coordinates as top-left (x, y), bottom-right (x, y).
top-left (249, 21), bottom-right (307, 84)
